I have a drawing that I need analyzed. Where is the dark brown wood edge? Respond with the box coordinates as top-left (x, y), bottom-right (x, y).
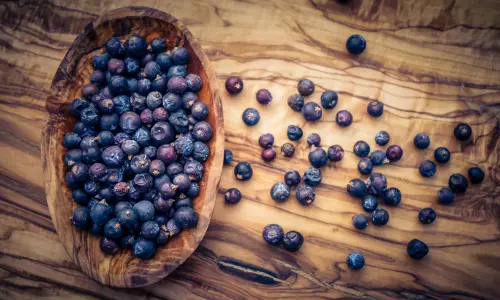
top-left (40, 6), bottom-right (224, 288)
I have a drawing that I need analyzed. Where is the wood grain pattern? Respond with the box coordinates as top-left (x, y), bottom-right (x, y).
top-left (1, 0), bottom-right (500, 299)
top-left (40, 7), bottom-right (224, 288)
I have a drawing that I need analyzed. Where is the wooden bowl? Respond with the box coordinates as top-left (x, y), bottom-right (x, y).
top-left (40, 7), bottom-right (224, 288)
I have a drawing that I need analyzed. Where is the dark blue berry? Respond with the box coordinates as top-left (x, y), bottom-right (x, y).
top-left (186, 182), bottom-right (200, 198)
top-left (137, 78), bottom-right (152, 95)
top-left (166, 65), bottom-right (187, 80)
top-left (105, 37), bottom-right (125, 58)
top-left (353, 141), bottom-right (370, 157)
top-left (156, 230), bottom-right (169, 245)
top-left (418, 208), bottom-right (436, 224)
top-left (225, 76), bottom-right (243, 95)
top-left (140, 52), bottom-right (156, 67)
top-left (371, 208), bottom-right (389, 225)
top-left (262, 224), bottom-right (284, 245)
top-left (100, 237), bottom-right (119, 255)
top-left (357, 158), bottom-right (373, 175)
top-left (107, 58), bottom-right (125, 75)
top-left (150, 38), bottom-right (166, 53)
top-left (336, 110), bottom-right (353, 127)
top-left (124, 57), bottom-right (140, 75)
top-left (80, 107), bottom-right (100, 126)
top-left (362, 195), bottom-right (378, 212)
top-left (69, 98), bottom-right (90, 117)
top-left (101, 146), bottom-right (124, 167)
top-left (367, 100), bottom-right (383, 117)
top-left (90, 70), bottom-right (106, 86)
top-left (303, 167), bottom-right (322, 186)
top-left (308, 148), bottom-right (327, 168)
top-left (346, 34), bottom-right (366, 55)
top-left (242, 108), bottom-right (260, 126)
top-left (302, 102), bottom-right (322, 122)
top-left (370, 150), bottom-right (387, 165)
top-left (193, 121), bottom-right (213, 142)
top-left (386, 145), bottom-right (403, 162)
top-left (448, 173), bottom-right (468, 194)
top-left (224, 149), bottom-right (233, 165)
top-left (72, 189), bottom-right (89, 205)
top-left (90, 223), bottom-right (104, 236)
top-left (192, 141), bottom-right (210, 162)
top-left (169, 111), bottom-right (189, 133)
top-left (184, 160), bottom-right (204, 181)
top-left (454, 123), bottom-right (472, 141)
top-left (297, 79), bottom-right (314, 96)
top-left (104, 218), bottom-right (124, 239)
top-left (185, 74), bottom-right (202, 92)
top-left (434, 147), bottom-right (450, 163)
top-left (225, 188), bottom-right (242, 204)
top-left (80, 135), bottom-right (98, 150)
top-left (287, 125), bottom-right (303, 141)
top-left (282, 231), bottom-right (304, 252)
top-left (90, 201), bottom-right (112, 226)
top-left (296, 185), bottom-right (315, 205)
top-left (234, 162), bottom-right (252, 181)
top-left (71, 206), bottom-right (90, 229)
top-left (64, 149), bottom-right (83, 167)
top-left (172, 173), bottom-right (191, 193)
top-left (346, 252), bottom-right (365, 270)
top-left (125, 35), bottom-right (147, 58)
top-left (375, 130), bottom-right (390, 146)
top-left (173, 207), bottom-right (198, 229)
top-left (287, 94), bottom-right (304, 111)
top-left (352, 214), bottom-right (369, 230)
top-left (133, 200), bottom-right (155, 222)
top-left (383, 187), bottom-right (401, 206)
top-left (64, 133), bottom-right (81, 149)
top-left (320, 90), bottom-right (338, 109)
top-left (281, 143), bottom-right (295, 157)
top-left (270, 182), bottom-right (290, 203)
top-left (413, 133), bottom-right (430, 149)
top-left (347, 178), bottom-right (366, 198)
top-left (182, 92), bottom-right (198, 110)
top-left (133, 173), bottom-right (154, 192)
top-left (366, 173), bottom-right (387, 196)
top-left (172, 47), bottom-right (189, 65)
top-left (156, 52), bottom-right (172, 71)
top-left (100, 113), bottom-right (119, 131)
top-left (468, 167), bottom-right (485, 184)
top-left (284, 170), bottom-right (301, 187)
top-left (327, 145), bottom-right (344, 162)
top-left (133, 237), bottom-right (156, 259)
top-left (407, 239), bottom-right (428, 260)
top-left (419, 160), bottom-right (436, 177)
top-left (93, 53), bottom-right (109, 70)
top-left (108, 75), bottom-right (128, 95)
top-left (140, 221), bottom-right (160, 240)
top-left (84, 181), bottom-right (100, 196)
top-left (120, 234), bottom-right (136, 249)
top-left (132, 127), bottom-right (151, 147)
top-left (191, 102), bottom-right (209, 120)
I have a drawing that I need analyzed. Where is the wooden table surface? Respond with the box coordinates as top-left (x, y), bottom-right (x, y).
top-left (1, 0), bottom-right (500, 299)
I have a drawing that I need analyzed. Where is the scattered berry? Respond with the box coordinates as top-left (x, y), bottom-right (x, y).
top-left (346, 252), bottom-right (365, 270)
top-left (454, 123), bottom-right (472, 141)
top-left (262, 224), bottom-right (284, 245)
top-left (302, 102), bottom-right (322, 122)
top-left (336, 110), bottom-right (353, 127)
top-left (303, 167), bottom-right (322, 186)
top-left (224, 149), bottom-right (233, 165)
top-left (282, 231), bottom-right (304, 252)
top-left (281, 143), bottom-right (296, 157)
top-left (270, 182), bottom-right (291, 203)
top-left (242, 108), bottom-right (260, 126)
top-left (357, 158), bottom-right (373, 175)
top-left (407, 239), bottom-right (428, 260)
top-left (386, 145), bottom-right (403, 162)
top-left (261, 148), bottom-right (277, 162)
top-left (320, 90), bottom-right (338, 109)
top-left (307, 133), bottom-right (321, 147)
top-left (375, 130), bottom-right (390, 146)
top-left (353, 141), bottom-right (370, 158)
top-left (234, 162), bottom-right (253, 181)
top-left (347, 178), bottom-right (366, 198)
top-left (258, 133), bottom-right (274, 148)
top-left (225, 76), bottom-right (243, 95)
top-left (327, 145), bottom-right (344, 162)
top-left (437, 187), bottom-right (455, 204)
top-left (434, 147), bottom-right (450, 164)
top-left (308, 147), bottom-right (328, 168)
top-left (352, 214), bottom-right (369, 230)
top-left (256, 89), bottom-right (272, 104)
top-left (225, 188), bottom-right (242, 204)
top-left (287, 125), bottom-right (303, 141)
top-left (418, 208), bottom-right (436, 224)
top-left (367, 100), bottom-right (384, 117)
top-left (346, 34), bottom-right (366, 55)
top-left (448, 173), bottom-right (468, 194)
top-left (296, 185), bottom-right (315, 205)
top-left (287, 94), bottom-right (304, 111)
top-left (419, 160), bottom-right (437, 177)
top-left (413, 133), bottom-right (430, 149)
top-left (371, 208), bottom-right (389, 225)
top-left (297, 79), bottom-right (315, 96)
top-left (383, 187), bottom-right (402, 206)
top-left (468, 167), bottom-right (485, 184)
top-left (284, 170), bottom-right (301, 187)
top-left (362, 195), bottom-right (378, 212)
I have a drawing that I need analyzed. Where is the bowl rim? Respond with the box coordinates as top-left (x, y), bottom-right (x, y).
top-left (40, 6), bottom-right (224, 288)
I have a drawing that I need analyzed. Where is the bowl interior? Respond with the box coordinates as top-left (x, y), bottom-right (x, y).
top-left (42, 9), bottom-right (223, 288)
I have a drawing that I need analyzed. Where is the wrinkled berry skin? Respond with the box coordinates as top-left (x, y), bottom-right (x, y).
top-left (320, 90), bottom-right (338, 109)
top-left (414, 133), bottom-right (430, 149)
top-left (357, 158), bottom-right (373, 175)
top-left (261, 148), bottom-right (277, 162)
top-left (434, 147), bottom-right (451, 164)
top-left (296, 185), bottom-right (315, 205)
top-left (234, 162), bottom-right (253, 181)
top-left (284, 170), bottom-right (301, 187)
top-left (327, 145), bottom-right (344, 162)
top-left (366, 173), bottom-right (387, 196)
top-left (256, 89), bottom-right (272, 104)
top-left (407, 239), bottom-right (428, 260)
top-left (336, 110), bottom-right (353, 127)
top-left (353, 141), bottom-right (370, 158)
top-left (370, 150), bottom-right (387, 165)
top-left (418, 208), bottom-right (436, 224)
top-left (367, 100), bottom-right (384, 117)
top-left (104, 218), bottom-right (124, 239)
top-left (192, 141), bottom-right (210, 162)
top-left (347, 179), bottom-right (366, 198)
top-left (297, 79), bottom-right (315, 96)
top-left (448, 173), bottom-right (468, 194)
top-left (259, 133), bottom-right (274, 149)
top-left (270, 182), bottom-right (291, 202)
top-left (287, 94), bottom-right (304, 111)
top-left (303, 167), bottom-right (322, 186)
top-left (375, 130), bottom-right (390, 146)
top-left (346, 34), bottom-right (366, 55)
top-left (371, 208), bottom-right (389, 225)
top-left (307, 133), bottom-right (321, 147)
top-left (468, 167), bottom-right (485, 184)
top-left (282, 231), bottom-right (304, 252)
top-left (225, 188), bottom-right (242, 204)
top-left (347, 252), bottom-right (365, 270)
top-left (281, 143), bottom-right (295, 157)
top-left (362, 195), bottom-right (378, 212)
top-left (419, 160), bottom-right (436, 177)
top-left (287, 125), bottom-right (303, 141)
top-left (262, 224), bottom-right (284, 245)
top-left (352, 214), bottom-right (369, 230)
top-left (242, 108), bottom-right (260, 126)
top-left (454, 123), bottom-right (472, 141)
top-left (224, 149), bottom-right (233, 165)
top-left (225, 76), bottom-right (243, 95)
top-left (386, 145), bottom-right (403, 162)
top-left (309, 148), bottom-right (328, 168)
top-left (302, 102), bottom-right (322, 122)
top-left (384, 187), bottom-right (402, 206)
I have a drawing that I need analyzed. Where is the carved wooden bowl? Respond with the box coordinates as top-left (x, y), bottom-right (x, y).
top-left (40, 6), bottom-right (224, 288)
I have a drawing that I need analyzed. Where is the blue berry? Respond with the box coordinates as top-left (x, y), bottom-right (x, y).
top-left (419, 160), bottom-right (436, 177)
top-left (357, 158), bottom-right (373, 175)
top-left (140, 220), bottom-right (160, 240)
top-left (282, 231), bottom-right (304, 252)
top-left (371, 208), bottom-right (389, 225)
top-left (104, 218), bottom-right (124, 239)
top-left (352, 214), bottom-right (369, 230)
top-left (407, 239), bottom-right (428, 260)
top-left (454, 123), bottom-right (472, 141)
top-left (287, 125), bottom-right (303, 141)
top-left (133, 200), bottom-right (155, 222)
top-left (353, 141), bottom-right (370, 157)
top-left (367, 101), bottom-right (383, 117)
top-left (71, 206), bottom-right (90, 229)
top-left (303, 167), bottom-right (322, 186)
top-left (418, 208), bottom-right (436, 224)
top-left (133, 237), bottom-right (156, 259)
top-left (320, 90), bottom-right (338, 109)
top-left (262, 224), bottom-right (284, 245)
top-left (346, 34), bottom-right (366, 55)
top-left (414, 133), bottom-right (430, 149)
top-left (105, 37), bottom-right (125, 58)
top-left (173, 207), bottom-right (198, 229)
top-left (234, 162), bottom-right (252, 181)
top-left (347, 178), bottom-right (366, 198)
top-left (375, 130), bottom-right (390, 146)
top-left (362, 195), bottom-right (378, 212)
top-left (434, 147), bottom-right (450, 163)
top-left (242, 108), bottom-right (260, 126)
top-left (370, 150), bottom-right (387, 165)
top-left (308, 148), bottom-right (328, 168)
top-left (468, 167), bottom-right (485, 184)
top-left (346, 252), bottom-right (365, 270)
top-left (448, 173), bottom-right (468, 194)
top-left (270, 182), bottom-right (291, 203)
top-left (383, 187), bottom-right (401, 206)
